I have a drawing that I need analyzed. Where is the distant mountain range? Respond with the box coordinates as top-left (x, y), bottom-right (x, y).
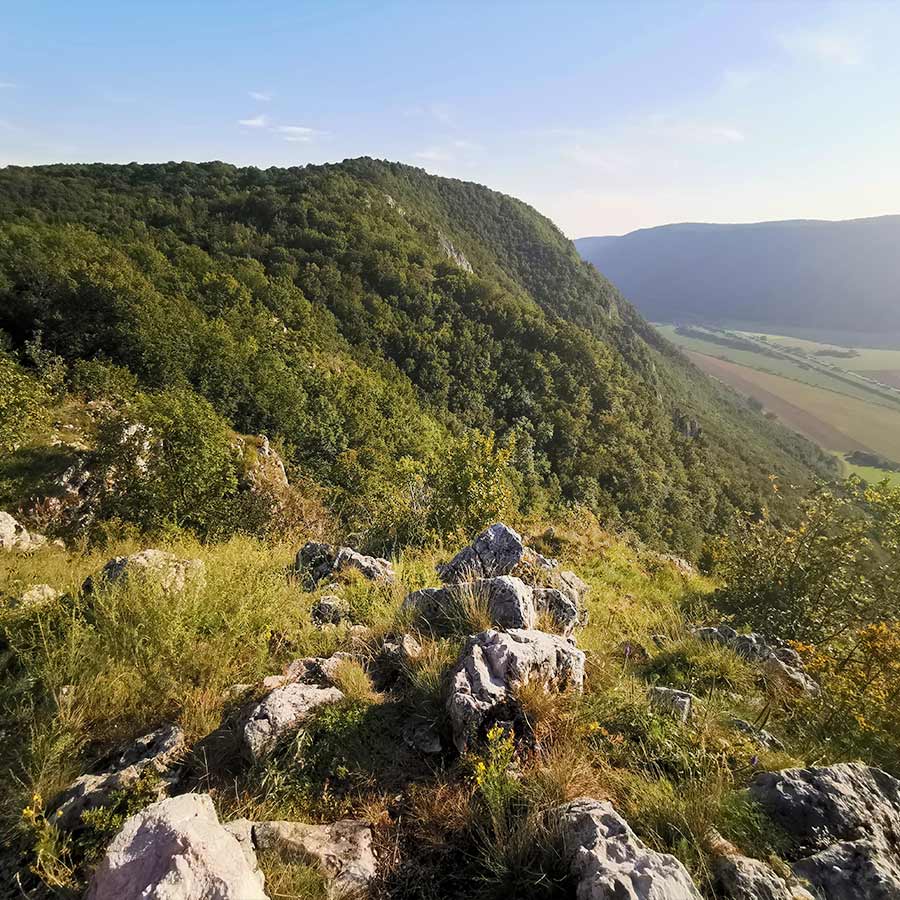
top-left (576, 216), bottom-right (900, 339)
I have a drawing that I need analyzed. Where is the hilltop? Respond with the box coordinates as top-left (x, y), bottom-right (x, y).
top-left (0, 159), bottom-right (834, 557)
top-left (576, 215), bottom-right (900, 341)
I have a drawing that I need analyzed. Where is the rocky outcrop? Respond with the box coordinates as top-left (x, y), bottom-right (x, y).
top-left (557, 797), bottom-right (702, 899)
top-left (437, 523), bottom-right (556, 583)
top-left (240, 434), bottom-right (289, 491)
top-left (750, 762), bottom-right (900, 899)
top-left (311, 594), bottom-right (348, 627)
top-left (254, 818), bottom-right (377, 895)
top-left (50, 724), bottom-right (185, 830)
top-left (437, 231), bottom-right (474, 273)
top-left (0, 511), bottom-right (48, 551)
top-left (84, 549), bottom-right (206, 594)
top-left (533, 587), bottom-right (580, 635)
top-left (241, 681), bottom-right (343, 761)
top-left (86, 793), bottom-right (268, 900)
top-left (296, 541), bottom-right (395, 586)
top-left (446, 628), bottom-right (585, 752)
top-left (649, 686), bottom-right (696, 723)
top-left (403, 576), bottom-right (537, 631)
top-left (693, 625), bottom-right (819, 696)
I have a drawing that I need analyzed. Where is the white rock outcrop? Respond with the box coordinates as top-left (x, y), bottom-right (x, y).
top-left (446, 628), bottom-right (584, 752)
top-left (557, 797), bottom-right (702, 899)
top-left (0, 511), bottom-right (48, 551)
top-left (86, 793), bottom-right (268, 900)
top-left (85, 549), bottom-right (205, 594)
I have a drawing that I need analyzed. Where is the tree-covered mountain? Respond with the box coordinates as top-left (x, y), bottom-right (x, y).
top-left (576, 216), bottom-right (900, 338)
top-left (0, 159), bottom-right (834, 554)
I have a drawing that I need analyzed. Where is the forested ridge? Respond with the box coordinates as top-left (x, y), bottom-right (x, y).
top-left (0, 158), bottom-right (834, 553)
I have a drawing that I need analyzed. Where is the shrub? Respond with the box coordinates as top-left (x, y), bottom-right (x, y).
top-left (0, 350), bottom-right (47, 453)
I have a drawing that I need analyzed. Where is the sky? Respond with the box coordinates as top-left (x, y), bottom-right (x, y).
top-left (2, 1), bottom-right (899, 236)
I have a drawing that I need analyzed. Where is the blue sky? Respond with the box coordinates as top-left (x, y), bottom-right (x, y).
top-left (2, 1), bottom-right (898, 235)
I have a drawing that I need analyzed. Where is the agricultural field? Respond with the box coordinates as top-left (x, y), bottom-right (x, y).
top-left (656, 323), bottom-right (900, 484)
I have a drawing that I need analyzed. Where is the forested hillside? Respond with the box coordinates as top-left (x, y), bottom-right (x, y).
top-left (576, 216), bottom-right (900, 337)
top-left (0, 159), bottom-right (834, 554)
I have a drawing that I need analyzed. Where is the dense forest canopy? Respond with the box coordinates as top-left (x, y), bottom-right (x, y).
top-left (0, 159), bottom-right (835, 554)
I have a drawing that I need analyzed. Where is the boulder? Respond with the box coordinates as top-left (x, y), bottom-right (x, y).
top-left (729, 717), bottom-right (785, 751)
top-left (437, 522), bottom-right (556, 583)
top-left (0, 511), bottom-right (47, 551)
top-left (708, 830), bottom-right (813, 900)
top-left (403, 576), bottom-right (536, 631)
top-left (241, 681), bottom-right (343, 761)
top-left (381, 633), bottom-right (424, 670)
top-left (16, 583), bottom-right (62, 608)
top-left (750, 763), bottom-right (900, 899)
top-left (50, 724), bottom-right (185, 830)
top-left (86, 793), bottom-right (268, 900)
top-left (649, 686), bottom-right (696, 723)
top-left (254, 818), bottom-right (376, 895)
top-left (533, 587), bottom-right (580, 635)
top-left (402, 719), bottom-right (443, 755)
top-left (446, 628), bottom-right (585, 753)
top-left (557, 797), bottom-right (702, 899)
top-left (84, 549), bottom-right (205, 594)
top-left (310, 594), bottom-right (347, 627)
top-left (295, 542), bottom-right (395, 586)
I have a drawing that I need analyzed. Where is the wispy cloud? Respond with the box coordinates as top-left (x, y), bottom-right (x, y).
top-left (276, 125), bottom-right (323, 143)
top-left (238, 114), bottom-right (269, 128)
top-left (248, 90), bottom-right (272, 102)
top-left (415, 147), bottom-right (452, 162)
top-left (776, 28), bottom-right (863, 65)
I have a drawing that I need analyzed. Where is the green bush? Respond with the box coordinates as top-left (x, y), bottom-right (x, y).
top-left (0, 349), bottom-right (47, 453)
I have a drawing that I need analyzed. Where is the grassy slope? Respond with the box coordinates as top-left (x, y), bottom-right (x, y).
top-left (1, 512), bottom-right (836, 898)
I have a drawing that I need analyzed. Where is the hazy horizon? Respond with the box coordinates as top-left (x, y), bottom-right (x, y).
top-left (4, 0), bottom-right (899, 236)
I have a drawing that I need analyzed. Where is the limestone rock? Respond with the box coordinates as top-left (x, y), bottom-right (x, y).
top-left (402, 719), bottom-right (443, 755)
top-left (333, 546), bottom-right (395, 581)
top-left (296, 541), bottom-right (395, 586)
top-left (533, 587), bottom-right (580, 635)
top-left (446, 628), bottom-right (585, 753)
top-left (557, 797), bottom-right (702, 899)
top-left (16, 583), bottom-right (62, 608)
top-left (712, 847), bottom-right (813, 899)
top-left (0, 511), bottom-right (47, 551)
top-left (381, 633), bottom-right (424, 670)
top-left (437, 522), bottom-right (556, 583)
top-left (792, 839), bottom-right (900, 900)
top-left (311, 594), bottom-right (347, 627)
top-left (254, 818), bottom-right (376, 895)
top-left (729, 717), bottom-right (785, 751)
top-left (50, 724), bottom-right (185, 830)
top-left (649, 686), bottom-right (696, 723)
top-left (85, 549), bottom-right (205, 594)
top-left (403, 576), bottom-right (536, 631)
top-left (86, 793), bottom-right (267, 900)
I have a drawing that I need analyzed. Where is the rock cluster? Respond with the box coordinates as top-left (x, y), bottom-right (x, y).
top-left (693, 624), bottom-right (820, 696)
top-left (436, 522), bottom-right (557, 583)
top-left (50, 724), bottom-right (185, 830)
top-left (84, 549), bottom-right (206, 594)
top-left (446, 628), bottom-right (585, 752)
top-left (750, 762), bottom-right (900, 899)
top-left (556, 797), bottom-right (703, 899)
top-left (296, 540), bottom-right (395, 587)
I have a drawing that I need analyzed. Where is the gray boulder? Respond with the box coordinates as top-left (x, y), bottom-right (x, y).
top-left (85, 549), bottom-right (205, 594)
top-left (295, 541), bottom-right (395, 586)
top-left (15, 583), bottom-right (62, 608)
top-left (446, 628), bottom-right (585, 752)
top-left (649, 686), bottom-right (696, 723)
top-left (437, 522), bottom-right (556, 583)
top-left (714, 852), bottom-right (813, 900)
top-left (254, 818), bottom-right (376, 895)
top-left (557, 797), bottom-right (702, 899)
top-left (310, 594), bottom-right (347, 627)
top-left (751, 763), bottom-right (900, 899)
top-left (241, 681), bottom-right (343, 761)
top-left (0, 511), bottom-right (47, 551)
top-left (86, 793), bottom-right (268, 900)
top-left (50, 724), bottom-right (185, 830)
top-left (533, 587), bottom-right (580, 635)
top-left (403, 576), bottom-right (536, 631)
top-left (381, 633), bottom-right (424, 671)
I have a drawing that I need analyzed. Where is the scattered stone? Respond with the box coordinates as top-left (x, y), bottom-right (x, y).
top-left (693, 625), bottom-right (819, 696)
top-left (86, 793), bottom-right (267, 900)
top-left (649, 686), bottom-right (696, 723)
top-left (254, 818), bottom-right (376, 895)
top-left (16, 583), bottom-right (62, 608)
top-left (750, 763), bottom-right (900, 899)
top-left (557, 797), bottom-right (703, 899)
top-left (729, 717), bottom-right (785, 751)
top-left (84, 549), bottom-right (205, 594)
top-left (437, 522), bottom-right (556, 584)
top-left (447, 628), bottom-right (585, 753)
top-left (381, 633), bottom-right (424, 670)
top-left (402, 719), bottom-right (443, 755)
top-left (295, 541), bottom-right (395, 586)
top-left (0, 511), bottom-right (48, 551)
top-left (311, 594), bottom-right (348, 627)
top-left (50, 724), bottom-right (185, 830)
top-left (282, 652), bottom-right (354, 686)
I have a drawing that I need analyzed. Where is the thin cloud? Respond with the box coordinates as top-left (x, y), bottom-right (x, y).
top-left (276, 125), bottom-right (323, 143)
top-left (776, 29), bottom-right (863, 65)
top-left (238, 114), bottom-right (269, 128)
top-left (248, 90), bottom-right (272, 102)
top-left (415, 147), bottom-right (453, 162)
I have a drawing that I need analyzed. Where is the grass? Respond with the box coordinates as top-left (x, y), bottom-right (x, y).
top-left (0, 517), bottom-right (838, 898)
